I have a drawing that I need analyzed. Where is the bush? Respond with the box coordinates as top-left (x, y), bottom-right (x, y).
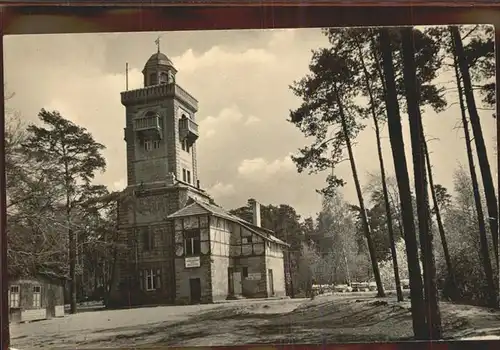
top-left (378, 239), bottom-right (423, 290)
top-left (437, 246), bottom-right (492, 306)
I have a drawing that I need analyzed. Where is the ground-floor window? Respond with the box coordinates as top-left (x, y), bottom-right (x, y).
top-left (9, 285), bottom-right (20, 308)
top-left (32, 286), bottom-right (42, 308)
top-left (140, 269), bottom-right (161, 291)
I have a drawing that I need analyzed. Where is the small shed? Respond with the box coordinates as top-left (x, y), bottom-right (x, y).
top-left (8, 274), bottom-right (66, 323)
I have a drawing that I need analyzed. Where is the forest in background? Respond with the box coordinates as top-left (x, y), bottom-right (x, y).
top-left (4, 25), bottom-right (497, 341)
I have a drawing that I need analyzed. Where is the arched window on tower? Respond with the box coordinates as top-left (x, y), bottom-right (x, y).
top-left (150, 73), bottom-right (158, 85)
top-left (159, 72), bottom-right (168, 84)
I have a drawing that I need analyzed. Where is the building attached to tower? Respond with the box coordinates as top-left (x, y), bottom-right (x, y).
top-left (109, 50), bottom-right (289, 308)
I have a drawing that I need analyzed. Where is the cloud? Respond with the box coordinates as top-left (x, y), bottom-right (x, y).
top-left (268, 29), bottom-right (296, 49)
top-left (173, 46), bottom-right (276, 73)
top-left (244, 115), bottom-right (261, 126)
top-left (237, 154), bottom-right (295, 179)
top-left (198, 105), bottom-right (245, 138)
top-left (207, 182), bottom-right (236, 198)
top-left (8, 28), bottom-right (494, 220)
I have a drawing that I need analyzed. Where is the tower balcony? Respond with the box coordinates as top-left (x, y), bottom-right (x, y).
top-left (179, 116), bottom-right (199, 143)
top-left (134, 114), bottom-right (162, 139)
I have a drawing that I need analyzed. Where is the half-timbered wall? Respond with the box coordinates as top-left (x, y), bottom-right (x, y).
top-left (173, 215), bottom-right (212, 304)
top-left (227, 220), bottom-right (269, 297)
top-left (229, 222), bottom-right (265, 257)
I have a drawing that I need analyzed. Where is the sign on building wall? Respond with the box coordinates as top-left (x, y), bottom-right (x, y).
top-left (185, 256), bottom-right (201, 268)
top-left (247, 273), bottom-right (261, 281)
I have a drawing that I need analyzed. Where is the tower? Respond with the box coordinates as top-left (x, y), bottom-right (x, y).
top-left (122, 50), bottom-right (199, 187)
top-left (111, 46), bottom-right (212, 307)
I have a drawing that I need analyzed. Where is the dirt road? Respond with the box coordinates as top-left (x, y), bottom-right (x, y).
top-left (10, 294), bottom-right (500, 349)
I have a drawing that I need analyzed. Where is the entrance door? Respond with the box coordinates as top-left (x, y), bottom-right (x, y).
top-left (268, 269), bottom-right (274, 296)
top-left (189, 278), bottom-right (202, 304)
top-left (228, 268), bottom-right (234, 295)
top-left (233, 272), bottom-right (242, 295)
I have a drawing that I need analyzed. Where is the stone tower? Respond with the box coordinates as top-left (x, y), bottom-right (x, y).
top-left (122, 50), bottom-right (199, 187)
top-left (110, 49), bottom-right (212, 307)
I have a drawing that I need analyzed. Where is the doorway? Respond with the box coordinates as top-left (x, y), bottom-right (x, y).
top-left (228, 267), bottom-right (234, 295)
top-left (233, 272), bottom-right (242, 295)
top-left (189, 278), bottom-right (202, 304)
top-left (268, 269), bottom-right (274, 296)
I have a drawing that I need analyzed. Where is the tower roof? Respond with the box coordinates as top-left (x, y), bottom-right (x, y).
top-left (144, 52), bottom-right (175, 68)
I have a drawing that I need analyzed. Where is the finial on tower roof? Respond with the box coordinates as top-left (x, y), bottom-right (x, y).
top-left (155, 35), bottom-right (161, 53)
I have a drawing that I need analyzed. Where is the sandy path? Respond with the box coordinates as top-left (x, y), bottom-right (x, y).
top-left (10, 294), bottom-right (500, 349)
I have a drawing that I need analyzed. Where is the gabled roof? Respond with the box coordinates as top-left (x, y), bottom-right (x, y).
top-left (167, 198), bottom-right (289, 247)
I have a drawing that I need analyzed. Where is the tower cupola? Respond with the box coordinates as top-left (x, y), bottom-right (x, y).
top-left (142, 38), bottom-right (177, 87)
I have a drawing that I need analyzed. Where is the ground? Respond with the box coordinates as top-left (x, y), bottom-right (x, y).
top-left (10, 292), bottom-right (500, 349)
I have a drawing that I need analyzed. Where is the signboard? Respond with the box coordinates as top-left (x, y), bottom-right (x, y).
top-left (185, 256), bottom-right (201, 268)
top-left (247, 273), bottom-right (261, 281)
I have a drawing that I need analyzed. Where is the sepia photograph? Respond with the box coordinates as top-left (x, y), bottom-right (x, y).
top-left (3, 24), bottom-right (498, 349)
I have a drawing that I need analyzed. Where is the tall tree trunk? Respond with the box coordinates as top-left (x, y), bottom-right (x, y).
top-left (65, 165), bottom-right (77, 314)
top-left (379, 28), bottom-right (428, 339)
top-left (400, 26), bottom-right (442, 339)
top-left (424, 141), bottom-right (457, 300)
top-left (451, 26), bottom-right (499, 269)
top-left (453, 41), bottom-right (497, 308)
top-left (68, 215), bottom-right (77, 313)
top-left (355, 36), bottom-right (403, 301)
top-left (334, 83), bottom-right (385, 298)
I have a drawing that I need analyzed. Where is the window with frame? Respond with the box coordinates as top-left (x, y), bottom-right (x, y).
top-left (181, 139), bottom-right (190, 153)
top-left (144, 140), bottom-right (153, 152)
top-left (140, 269), bottom-right (161, 291)
top-left (150, 73), bottom-right (158, 85)
top-left (184, 229), bottom-right (201, 256)
top-left (153, 140), bottom-right (161, 149)
top-left (32, 286), bottom-right (41, 308)
top-left (159, 72), bottom-right (168, 84)
top-left (9, 285), bottom-right (20, 308)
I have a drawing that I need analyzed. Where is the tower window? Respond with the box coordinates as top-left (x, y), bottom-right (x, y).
top-left (144, 140), bottom-right (152, 152)
top-left (182, 169), bottom-right (187, 182)
top-left (150, 73), bottom-right (157, 85)
top-left (159, 72), bottom-right (168, 84)
top-left (144, 139), bottom-right (160, 152)
top-left (181, 139), bottom-right (190, 153)
top-left (187, 170), bottom-right (191, 184)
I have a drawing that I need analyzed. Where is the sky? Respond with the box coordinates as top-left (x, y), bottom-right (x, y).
top-left (3, 28), bottom-right (497, 219)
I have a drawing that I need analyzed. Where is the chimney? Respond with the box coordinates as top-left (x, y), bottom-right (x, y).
top-left (248, 198), bottom-right (261, 227)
